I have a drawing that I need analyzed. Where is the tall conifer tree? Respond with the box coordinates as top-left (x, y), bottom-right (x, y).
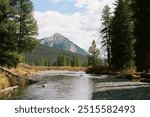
top-left (88, 40), bottom-right (100, 66)
top-left (11, 0), bottom-right (38, 53)
top-left (0, 0), bottom-right (18, 66)
top-left (0, 0), bottom-right (38, 67)
top-left (132, 0), bottom-right (150, 71)
top-left (101, 5), bottom-right (112, 67)
top-left (111, 0), bottom-right (134, 69)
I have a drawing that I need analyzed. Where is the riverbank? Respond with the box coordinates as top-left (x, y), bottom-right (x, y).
top-left (86, 66), bottom-right (150, 82)
top-left (0, 64), bottom-right (86, 91)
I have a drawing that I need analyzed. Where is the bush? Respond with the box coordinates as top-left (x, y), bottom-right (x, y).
top-left (86, 66), bottom-right (109, 74)
top-left (0, 53), bottom-right (19, 68)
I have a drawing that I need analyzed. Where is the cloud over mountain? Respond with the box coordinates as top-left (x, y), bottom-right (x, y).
top-left (34, 0), bottom-right (115, 51)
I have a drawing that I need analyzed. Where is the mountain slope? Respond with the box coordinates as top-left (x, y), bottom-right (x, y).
top-left (39, 33), bottom-right (89, 56)
top-left (25, 44), bottom-right (87, 66)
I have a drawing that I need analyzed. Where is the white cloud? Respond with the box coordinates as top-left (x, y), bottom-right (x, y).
top-left (50, 0), bottom-right (63, 3)
top-left (34, 0), bottom-right (116, 51)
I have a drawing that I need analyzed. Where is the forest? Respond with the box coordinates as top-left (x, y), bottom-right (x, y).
top-left (88, 0), bottom-right (150, 74)
top-left (0, 0), bottom-right (150, 73)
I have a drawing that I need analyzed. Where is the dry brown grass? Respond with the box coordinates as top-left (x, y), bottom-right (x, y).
top-left (0, 64), bottom-right (34, 91)
top-left (0, 72), bottom-right (10, 90)
top-left (0, 63), bottom-right (86, 91)
top-left (10, 64), bottom-right (86, 75)
top-left (86, 66), bottom-right (139, 79)
top-left (10, 64), bottom-right (38, 78)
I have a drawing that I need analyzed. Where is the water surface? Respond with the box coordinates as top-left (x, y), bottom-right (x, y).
top-left (2, 71), bottom-right (150, 100)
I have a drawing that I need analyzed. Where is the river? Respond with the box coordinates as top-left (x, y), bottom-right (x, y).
top-left (1, 71), bottom-right (150, 100)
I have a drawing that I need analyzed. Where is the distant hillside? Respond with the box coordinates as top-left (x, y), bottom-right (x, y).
top-left (25, 44), bottom-right (88, 66)
top-left (39, 33), bottom-right (89, 56)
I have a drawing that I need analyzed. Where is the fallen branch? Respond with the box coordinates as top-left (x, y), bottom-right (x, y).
top-left (0, 85), bottom-right (19, 93)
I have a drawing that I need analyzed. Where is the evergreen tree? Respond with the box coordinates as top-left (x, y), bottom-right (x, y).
top-left (101, 5), bottom-right (112, 67)
top-left (71, 56), bottom-right (79, 67)
top-left (132, 0), bottom-right (150, 71)
top-left (111, 0), bottom-right (134, 69)
top-left (88, 40), bottom-right (100, 66)
top-left (11, 0), bottom-right (38, 53)
top-left (56, 52), bottom-right (61, 66)
top-left (66, 57), bottom-right (70, 66)
top-left (0, 0), bottom-right (38, 67)
top-left (0, 0), bottom-right (19, 67)
top-left (75, 57), bottom-right (79, 67)
top-left (61, 55), bottom-right (66, 66)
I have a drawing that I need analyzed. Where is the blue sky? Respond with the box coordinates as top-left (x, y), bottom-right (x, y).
top-left (31, 0), bottom-right (85, 13)
top-left (32, 0), bottom-right (115, 51)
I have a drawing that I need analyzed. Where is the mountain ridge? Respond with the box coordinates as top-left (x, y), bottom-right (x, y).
top-left (39, 33), bottom-right (89, 56)
top-left (25, 44), bottom-right (87, 66)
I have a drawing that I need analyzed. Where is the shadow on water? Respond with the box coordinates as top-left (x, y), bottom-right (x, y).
top-left (1, 71), bottom-right (150, 100)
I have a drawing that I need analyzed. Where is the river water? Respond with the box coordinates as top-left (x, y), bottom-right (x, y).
top-left (2, 71), bottom-right (150, 100)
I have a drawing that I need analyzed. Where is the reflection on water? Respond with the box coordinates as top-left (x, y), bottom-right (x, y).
top-left (1, 71), bottom-right (150, 100)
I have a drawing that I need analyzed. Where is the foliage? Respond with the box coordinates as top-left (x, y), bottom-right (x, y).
top-left (56, 53), bottom-right (79, 67)
top-left (111, 0), bottom-right (134, 69)
top-left (35, 58), bottom-right (52, 66)
top-left (132, 0), bottom-right (150, 71)
top-left (57, 53), bottom-right (70, 66)
top-left (101, 5), bottom-right (112, 67)
top-left (0, 0), bottom-right (38, 67)
top-left (86, 66), bottom-right (113, 75)
top-left (25, 44), bottom-right (87, 67)
top-left (0, 0), bottom-right (18, 67)
top-left (71, 56), bottom-right (79, 67)
top-left (88, 40), bottom-right (100, 66)
top-left (11, 0), bottom-right (38, 53)
top-left (0, 52), bottom-right (19, 67)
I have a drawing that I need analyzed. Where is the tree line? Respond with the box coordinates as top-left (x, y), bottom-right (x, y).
top-left (31, 53), bottom-right (87, 67)
top-left (0, 0), bottom-right (38, 67)
top-left (100, 0), bottom-right (150, 72)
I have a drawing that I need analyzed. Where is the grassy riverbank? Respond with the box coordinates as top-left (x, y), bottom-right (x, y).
top-left (86, 66), bottom-right (150, 82)
top-left (1, 64), bottom-right (150, 93)
top-left (0, 64), bottom-right (86, 90)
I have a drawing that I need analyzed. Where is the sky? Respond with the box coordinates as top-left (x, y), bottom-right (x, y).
top-left (31, 0), bottom-right (116, 51)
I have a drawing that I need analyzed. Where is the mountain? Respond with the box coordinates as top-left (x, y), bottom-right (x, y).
top-left (39, 33), bottom-right (89, 56)
top-left (25, 44), bottom-right (87, 66)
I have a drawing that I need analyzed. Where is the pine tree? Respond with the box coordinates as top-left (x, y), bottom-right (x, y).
top-left (132, 0), bottom-right (150, 71)
top-left (101, 5), bottom-right (112, 67)
top-left (88, 40), bottom-right (100, 66)
top-left (111, 0), bottom-right (134, 69)
top-left (0, 0), bottom-right (38, 67)
top-left (11, 0), bottom-right (38, 53)
top-left (71, 56), bottom-right (76, 67)
top-left (66, 57), bottom-right (70, 66)
top-left (0, 0), bottom-right (19, 67)
top-left (56, 52), bottom-right (61, 66)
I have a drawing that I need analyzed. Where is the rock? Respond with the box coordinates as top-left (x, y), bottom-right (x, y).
top-left (42, 85), bottom-right (45, 88)
top-left (28, 79), bottom-right (38, 85)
